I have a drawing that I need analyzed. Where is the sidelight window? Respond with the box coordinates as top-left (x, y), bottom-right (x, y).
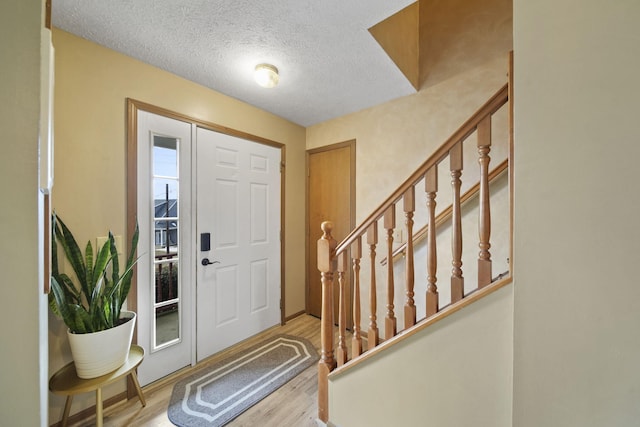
top-left (152, 136), bottom-right (181, 348)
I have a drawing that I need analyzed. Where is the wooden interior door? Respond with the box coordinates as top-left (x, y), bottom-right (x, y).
top-left (307, 141), bottom-right (355, 324)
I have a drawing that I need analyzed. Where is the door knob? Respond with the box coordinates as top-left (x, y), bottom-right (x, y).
top-left (201, 258), bottom-right (220, 266)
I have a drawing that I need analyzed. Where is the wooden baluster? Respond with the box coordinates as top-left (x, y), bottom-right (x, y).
top-left (367, 222), bottom-right (379, 350)
top-left (317, 221), bottom-right (336, 423)
top-left (336, 251), bottom-right (348, 366)
top-left (477, 116), bottom-right (493, 287)
top-left (351, 237), bottom-right (363, 358)
top-left (384, 207), bottom-right (397, 340)
top-left (404, 187), bottom-right (416, 328)
top-left (425, 166), bottom-right (439, 317)
top-left (450, 142), bottom-right (464, 303)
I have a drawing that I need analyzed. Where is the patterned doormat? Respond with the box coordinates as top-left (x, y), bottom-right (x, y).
top-left (168, 334), bottom-right (318, 427)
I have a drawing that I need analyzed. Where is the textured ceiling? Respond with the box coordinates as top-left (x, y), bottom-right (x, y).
top-left (52, 0), bottom-right (417, 127)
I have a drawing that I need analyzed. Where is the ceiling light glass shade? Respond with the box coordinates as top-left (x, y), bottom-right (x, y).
top-left (254, 63), bottom-right (279, 88)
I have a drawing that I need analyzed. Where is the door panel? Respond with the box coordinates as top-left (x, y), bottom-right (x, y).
top-left (251, 260), bottom-right (268, 311)
top-left (216, 180), bottom-right (238, 246)
top-left (216, 265), bottom-right (239, 325)
top-left (196, 127), bottom-right (281, 362)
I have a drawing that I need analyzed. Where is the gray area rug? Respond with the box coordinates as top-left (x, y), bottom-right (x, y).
top-left (168, 334), bottom-right (318, 427)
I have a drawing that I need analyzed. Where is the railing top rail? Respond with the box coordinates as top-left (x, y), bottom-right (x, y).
top-left (334, 83), bottom-right (508, 255)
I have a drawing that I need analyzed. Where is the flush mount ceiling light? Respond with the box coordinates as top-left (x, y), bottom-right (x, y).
top-left (254, 63), bottom-right (279, 88)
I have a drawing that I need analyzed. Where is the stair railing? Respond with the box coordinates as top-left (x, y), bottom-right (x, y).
top-left (381, 158), bottom-right (508, 267)
top-left (316, 82), bottom-right (510, 423)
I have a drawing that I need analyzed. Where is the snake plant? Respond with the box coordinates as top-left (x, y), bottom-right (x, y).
top-left (49, 213), bottom-right (139, 334)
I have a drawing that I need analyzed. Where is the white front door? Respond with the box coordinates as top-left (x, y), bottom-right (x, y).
top-left (136, 111), bottom-right (194, 386)
top-left (135, 110), bottom-right (282, 384)
top-left (195, 128), bottom-right (282, 362)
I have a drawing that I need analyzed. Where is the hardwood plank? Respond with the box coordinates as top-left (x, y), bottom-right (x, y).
top-left (64, 315), bottom-right (324, 427)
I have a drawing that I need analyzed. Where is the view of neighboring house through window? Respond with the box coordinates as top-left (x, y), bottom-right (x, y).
top-left (153, 136), bottom-right (180, 348)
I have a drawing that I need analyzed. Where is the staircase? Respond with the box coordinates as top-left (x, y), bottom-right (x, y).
top-left (315, 65), bottom-right (513, 423)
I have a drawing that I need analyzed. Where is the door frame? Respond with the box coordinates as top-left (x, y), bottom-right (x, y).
top-left (126, 99), bottom-right (287, 387)
top-left (305, 140), bottom-right (356, 319)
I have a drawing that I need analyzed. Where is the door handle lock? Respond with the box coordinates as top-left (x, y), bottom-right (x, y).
top-left (201, 258), bottom-right (220, 266)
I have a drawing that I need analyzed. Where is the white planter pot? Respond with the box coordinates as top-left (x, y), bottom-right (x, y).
top-left (67, 311), bottom-right (136, 379)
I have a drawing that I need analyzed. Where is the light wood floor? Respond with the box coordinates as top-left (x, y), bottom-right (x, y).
top-left (68, 314), bottom-right (324, 427)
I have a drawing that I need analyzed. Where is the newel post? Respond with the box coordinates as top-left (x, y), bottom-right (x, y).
top-left (317, 221), bottom-right (336, 423)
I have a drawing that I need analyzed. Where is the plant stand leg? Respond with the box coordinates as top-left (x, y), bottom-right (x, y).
top-left (61, 395), bottom-right (73, 427)
top-left (130, 371), bottom-right (146, 407)
top-left (95, 387), bottom-right (103, 427)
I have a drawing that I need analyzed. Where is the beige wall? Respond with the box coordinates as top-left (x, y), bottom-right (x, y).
top-left (419, 0), bottom-right (513, 89)
top-left (49, 29), bottom-right (306, 423)
top-left (307, 55), bottom-right (509, 223)
top-left (0, 0), bottom-right (48, 425)
top-left (513, 1), bottom-right (640, 425)
top-left (330, 285), bottom-right (513, 427)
